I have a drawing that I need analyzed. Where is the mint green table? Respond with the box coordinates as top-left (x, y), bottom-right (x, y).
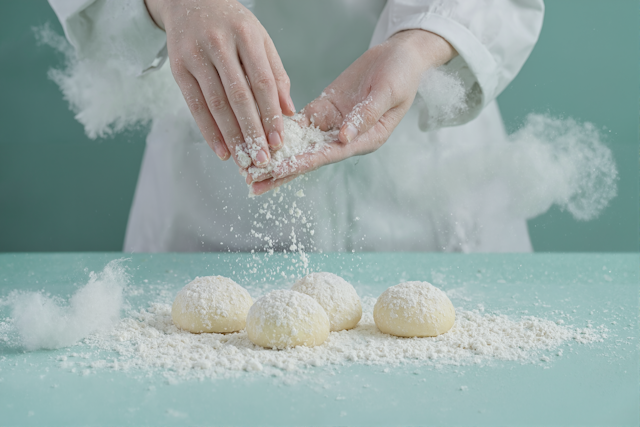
top-left (0, 253), bottom-right (638, 426)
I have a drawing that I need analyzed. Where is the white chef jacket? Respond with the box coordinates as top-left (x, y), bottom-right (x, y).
top-left (48, 0), bottom-right (544, 253)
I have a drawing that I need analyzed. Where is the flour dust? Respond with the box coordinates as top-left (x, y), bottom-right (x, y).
top-left (7, 259), bottom-right (128, 350)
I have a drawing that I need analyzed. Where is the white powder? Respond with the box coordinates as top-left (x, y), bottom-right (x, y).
top-left (504, 114), bottom-right (618, 221)
top-left (9, 259), bottom-right (128, 350)
top-left (243, 115), bottom-right (338, 178)
top-left (35, 25), bottom-right (184, 140)
top-left (416, 67), bottom-right (468, 130)
top-left (344, 95), bottom-right (373, 130)
top-left (73, 294), bottom-right (606, 383)
top-left (246, 186), bottom-right (317, 276)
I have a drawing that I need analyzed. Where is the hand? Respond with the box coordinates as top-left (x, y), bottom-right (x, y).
top-left (248, 30), bottom-right (456, 195)
top-left (145, 0), bottom-right (296, 169)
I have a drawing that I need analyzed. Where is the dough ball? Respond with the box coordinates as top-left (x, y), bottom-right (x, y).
top-left (171, 276), bottom-right (253, 334)
top-left (291, 272), bottom-right (362, 331)
top-left (373, 281), bottom-right (455, 337)
top-left (246, 290), bottom-right (330, 349)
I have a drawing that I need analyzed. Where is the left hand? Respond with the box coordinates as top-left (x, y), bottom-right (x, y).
top-left (248, 29), bottom-right (457, 195)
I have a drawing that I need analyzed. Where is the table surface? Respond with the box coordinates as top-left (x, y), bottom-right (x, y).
top-left (0, 252), bottom-right (638, 427)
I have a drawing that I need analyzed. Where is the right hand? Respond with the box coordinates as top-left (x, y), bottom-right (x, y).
top-left (145, 0), bottom-right (296, 168)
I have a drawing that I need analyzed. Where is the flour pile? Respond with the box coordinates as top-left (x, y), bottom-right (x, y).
top-left (239, 114), bottom-right (338, 178)
top-left (68, 295), bottom-right (606, 382)
top-left (9, 260), bottom-right (128, 350)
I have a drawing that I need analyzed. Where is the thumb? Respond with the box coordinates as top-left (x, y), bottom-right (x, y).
top-left (339, 90), bottom-right (392, 144)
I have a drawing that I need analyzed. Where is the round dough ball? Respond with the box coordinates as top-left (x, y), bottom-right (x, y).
top-left (291, 272), bottom-right (362, 331)
top-left (373, 281), bottom-right (455, 337)
top-left (171, 276), bottom-right (253, 333)
top-left (246, 290), bottom-right (330, 349)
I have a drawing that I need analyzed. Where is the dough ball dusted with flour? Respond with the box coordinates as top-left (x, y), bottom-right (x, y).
top-left (172, 276), bottom-right (253, 334)
top-left (246, 290), bottom-right (330, 349)
top-left (291, 272), bottom-right (362, 331)
top-left (374, 282), bottom-right (455, 337)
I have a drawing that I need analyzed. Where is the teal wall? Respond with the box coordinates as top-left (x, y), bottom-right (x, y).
top-left (0, 1), bottom-right (637, 252)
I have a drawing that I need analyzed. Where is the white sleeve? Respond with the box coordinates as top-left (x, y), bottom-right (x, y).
top-left (48, 0), bottom-right (167, 75)
top-left (370, 0), bottom-right (545, 129)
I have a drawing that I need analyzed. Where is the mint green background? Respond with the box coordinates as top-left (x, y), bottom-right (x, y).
top-left (0, 1), bottom-right (638, 252)
top-left (0, 252), bottom-right (638, 426)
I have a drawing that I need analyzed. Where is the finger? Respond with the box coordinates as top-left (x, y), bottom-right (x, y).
top-left (191, 62), bottom-right (249, 167)
top-left (249, 146), bottom-right (335, 186)
top-left (339, 89), bottom-right (394, 145)
top-left (171, 65), bottom-right (230, 160)
top-left (206, 119), bottom-right (230, 161)
top-left (238, 41), bottom-right (284, 151)
top-left (265, 37), bottom-right (295, 116)
top-left (301, 96), bottom-right (343, 132)
top-left (251, 174), bottom-right (299, 196)
top-left (246, 169), bottom-right (272, 185)
top-left (211, 45), bottom-right (271, 168)
top-left (340, 103), bottom-right (409, 155)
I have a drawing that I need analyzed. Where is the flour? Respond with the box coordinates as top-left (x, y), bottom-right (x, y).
top-left (244, 114), bottom-right (338, 178)
top-left (416, 67), bottom-right (468, 130)
top-left (344, 95), bottom-right (373, 130)
top-left (9, 259), bottom-right (128, 350)
top-left (246, 185), bottom-right (316, 277)
top-left (69, 294), bottom-right (607, 383)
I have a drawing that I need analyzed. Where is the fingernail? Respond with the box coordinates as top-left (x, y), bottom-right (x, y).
top-left (214, 145), bottom-right (227, 161)
top-left (343, 123), bottom-right (358, 143)
top-left (268, 131), bottom-right (282, 149)
top-left (289, 96), bottom-right (296, 113)
top-left (255, 148), bottom-right (269, 166)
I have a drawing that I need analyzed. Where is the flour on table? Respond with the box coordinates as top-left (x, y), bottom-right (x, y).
top-left (72, 294), bottom-right (606, 383)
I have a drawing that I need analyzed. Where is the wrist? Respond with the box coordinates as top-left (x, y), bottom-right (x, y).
top-left (144, 0), bottom-right (166, 30)
top-left (391, 29), bottom-right (457, 71)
